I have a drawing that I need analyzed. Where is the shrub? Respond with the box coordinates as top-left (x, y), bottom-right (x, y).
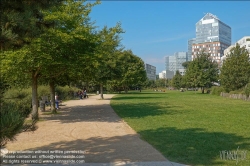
top-left (244, 83), bottom-right (250, 97)
top-left (229, 88), bottom-right (244, 95)
top-left (3, 88), bottom-right (32, 117)
top-left (0, 103), bottom-right (25, 147)
top-left (210, 86), bottom-right (224, 96)
top-left (55, 86), bottom-right (79, 100)
top-left (38, 85), bottom-right (50, 100)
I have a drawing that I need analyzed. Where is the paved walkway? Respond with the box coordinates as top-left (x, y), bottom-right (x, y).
top-left (4, 94), bottom-right (186, 166)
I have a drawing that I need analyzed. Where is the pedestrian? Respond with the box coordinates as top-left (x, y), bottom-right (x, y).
top-left (83, 89), bottom-right (88, 98)
top-left (55, 93), bottom-right (59, 109)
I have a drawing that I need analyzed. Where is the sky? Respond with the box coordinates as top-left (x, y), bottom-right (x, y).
top-left (89, 1), bottom-right (250, 74)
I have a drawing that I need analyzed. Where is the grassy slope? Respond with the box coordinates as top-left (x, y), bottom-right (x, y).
top-left (110, 90), bottom-right (250, 166)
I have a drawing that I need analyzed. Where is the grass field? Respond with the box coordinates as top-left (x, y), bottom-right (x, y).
top-left (110, 90), bottom-right (250, 166)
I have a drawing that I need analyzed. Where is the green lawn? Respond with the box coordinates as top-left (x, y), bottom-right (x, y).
top-left (110, 90), bottom-right (250, 166)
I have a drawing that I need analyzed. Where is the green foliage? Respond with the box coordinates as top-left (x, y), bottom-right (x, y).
top-left (3, 88), bottom-right (32, 117)
top-left (210, 86), bottom-right (224, 96)
top-left (109, 50), bottom-right (147, 92)
top-left (182, 61), bottom-right (191, 69)
top-left (229, 89), bottom-right (245, 95)
top-left (220, 44), bottom-right (250, 92)
top-left (0, 0), bottom-right (64, 51)
top-left (171, 70), bottom-right (183, 89)
top-left (184, 51), bottom-right (219, 93)
top-left (244, 83), bottom-right (250, 97)
top-left (0, 103), bottom-right (25, 147)
top-left (37, 85), bottom-right (50, 99)
top-left (155, 79), bottom-right (168, 88)
top-left (55, 86), bottom-right (79, 100)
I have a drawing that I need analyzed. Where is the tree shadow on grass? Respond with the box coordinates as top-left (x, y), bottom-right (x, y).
top-left (138, 127), bottom-right (250, 166)
top-left (111, 96), bottom-right (167, 101)
top-left (111, 103), bottom-right (186, 119)
top-left (40, 102), bottom-right (184, 124)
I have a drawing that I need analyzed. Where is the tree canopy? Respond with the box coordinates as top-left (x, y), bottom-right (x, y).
top-left (220, 44), bottom-right (250, 92)
top-left (184, 51), bottom-right (219, 93)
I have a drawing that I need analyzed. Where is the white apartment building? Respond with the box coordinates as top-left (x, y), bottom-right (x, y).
top-left (222, 36), bottom-right (250, 61)
top-left (159, 70), bottom-right (166, 79)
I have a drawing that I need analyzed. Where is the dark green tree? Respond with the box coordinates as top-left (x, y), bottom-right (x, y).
top-left (220, 44), bottom-right (250, 92)
top-left (94, 24), bottom-right (124, 99)
top-left (171, 70), bottom-right (183, 90)
top-left (185, 51), bottom-right (219, 93)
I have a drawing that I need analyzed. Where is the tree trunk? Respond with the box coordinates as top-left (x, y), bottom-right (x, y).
top-left (125, 86), bottom-right (128, 93)
top-left (100, 84), bottom-right (104, 99)
top-left (31, 72), bottom-right (39, 120)
top-left (201, 87), bottom-right (204, 94)
top-left (49, 81), bottom-right (56, 113)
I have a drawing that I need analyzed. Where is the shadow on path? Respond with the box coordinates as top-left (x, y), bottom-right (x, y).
top-left (23, 134), bottom-right (167, 163)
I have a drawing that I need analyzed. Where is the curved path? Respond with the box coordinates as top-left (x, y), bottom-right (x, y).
top-left (5, 94), bottom-right (186, 166)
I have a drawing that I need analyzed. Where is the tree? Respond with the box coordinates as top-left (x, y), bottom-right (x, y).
top-left (171, 70), bottom-right (183, 90)
top-left (94, 24), bottom-right (124, 99)
top-left (1, 0), bottom-right (98, 119)
top-left (38, 0), bottom-right (98, 113)
top-left (220, 44), bottom-right (250, 92)
top-left (184, 51), bottom-right (219, 93)
top-left (0, 0), bottom-right (63, 51)
top-left (108, 50), bottom-right (147, 93)
top-left (182, 61), bottom-right (191, 69)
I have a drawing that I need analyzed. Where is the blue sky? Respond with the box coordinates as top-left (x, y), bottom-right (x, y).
top-left (90, 1), bottom-right (250, 73)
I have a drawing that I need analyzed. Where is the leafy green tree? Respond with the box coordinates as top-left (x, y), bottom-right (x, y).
top-left (114, 50), bottom-right (147, 93)
top-left (155, 79), bottom-right (168, 88)
top-left (38, 0), bottom-right (98, 112)
top-left (1, 0), bottom-right (98, 119)
top-left (0, 0), bottom-right (63, 51)
top-left (94, 24), bottom-right (124, 99)
top-left (220, 44), bottom-right (250, 92)
top-left (182, 61), bottom-right (191, 69)
top-left (185, 51), bottom-right (219, 93)
top-left (171, 70), bottom-right (183, 90)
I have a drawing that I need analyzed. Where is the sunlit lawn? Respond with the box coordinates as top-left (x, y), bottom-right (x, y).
top-left (110, 90), bottom-right (250, 166)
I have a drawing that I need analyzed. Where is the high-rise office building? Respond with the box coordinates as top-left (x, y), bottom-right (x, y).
top-left (145, 63), bottom-right (156, 81)
top-left (192, 13), bottom-right (231, 65)
top-left (188, 38), bottom-right (195, 61)
top-left (165, 52), bottom-right (188, 78)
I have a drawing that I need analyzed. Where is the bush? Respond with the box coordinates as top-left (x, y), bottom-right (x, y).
top-left (0, 103), bottom-right (25, 147)
top-left (210, 86), bottom-right (224, 96)
top-left (38, 85), bottom-right (50, 100)
top-left (55, 86), bottom-right (79, 100)
top-left (244, 83), bottom-right (250, 97)
top-left (229, 88), bottom-right (244, 95)
top-left (3, 88), bottom-right (32, 117)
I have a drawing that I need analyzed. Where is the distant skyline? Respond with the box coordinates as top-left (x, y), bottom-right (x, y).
top-left (90, 1), bottom-right (250, 73)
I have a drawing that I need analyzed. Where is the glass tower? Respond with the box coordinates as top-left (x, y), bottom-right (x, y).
top-left (195, 13), bottom-right (231, 46)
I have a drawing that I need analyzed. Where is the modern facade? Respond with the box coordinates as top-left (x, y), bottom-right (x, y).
top-left (192, 13), bottom-right (231, 65)
top-left (236, 36), bottom-right (250, 53)
top-left (222, 36), bottom-right (250, 61)
top-left (165, 52), bottom-right (188, 78)
top-left (188, 38), bottom-right (195, 61)
top-left (145, 63), bottom-right (156, 81)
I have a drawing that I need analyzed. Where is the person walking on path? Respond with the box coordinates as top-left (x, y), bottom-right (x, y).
top-left (55, 94), bottom-right (60, 109)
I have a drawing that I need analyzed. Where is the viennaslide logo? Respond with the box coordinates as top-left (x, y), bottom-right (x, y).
top-left (219, 146), bottom-right (248, 165)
